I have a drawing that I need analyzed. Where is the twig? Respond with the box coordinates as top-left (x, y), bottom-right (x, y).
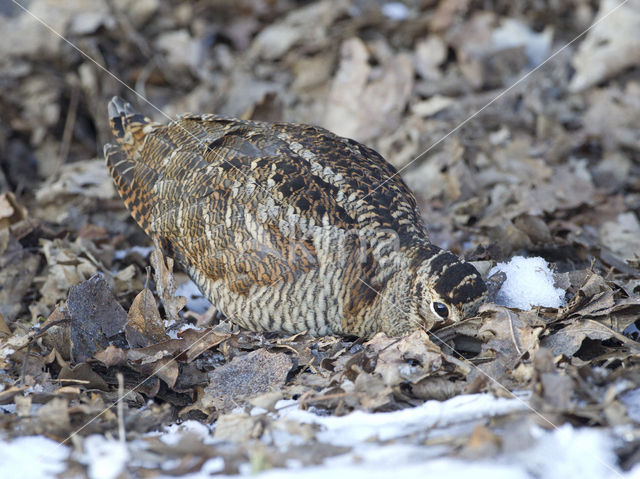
top-left (57, 84), bottom-right (80, 173)
top-left (117, 372), bottom-right (126, 443)
top-left (507, 310), bottom-right (523, 357)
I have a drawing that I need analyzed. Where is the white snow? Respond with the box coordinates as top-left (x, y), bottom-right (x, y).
top-left (276, 393), bottom-right (528, 446)
top-left (237, 458), bottom-right (528, 479)
top-left (489, 256), bottom-right (566, 310)
top-left (381, 3), bottom-right (409, 20)
top-left (79, 435), bottom-right (130, 479)
top-left (0, 436), bottom-right (69, 479)
top-left (0, 393), bottom-right (635, 478)
top-left (161, 419), bottom-right (215, 445)
top-left (492, 19), bottom-right (553, 67)
top-left (113, 245), bottom-right (154, 260)
top-left (175, 279), bottom-right (212, 314)
top-left (621, 388), bottom-right (640, 423)
top-left (222, 424), bottom-right (629, 479)
top-left (514, 425), bottom-right (620, 479)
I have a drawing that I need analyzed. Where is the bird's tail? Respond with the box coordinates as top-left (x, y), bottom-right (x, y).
top-left (106, 96), bottom-right (157, 157)
top-left (104, 96), bottom-right (158, 234)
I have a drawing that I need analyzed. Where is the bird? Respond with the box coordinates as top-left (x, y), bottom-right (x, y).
top-left (104, 96), bottom-right (487, 337)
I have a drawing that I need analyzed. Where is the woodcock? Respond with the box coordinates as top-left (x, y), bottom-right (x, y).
top-left (105, 96), bottom-right (487, 337)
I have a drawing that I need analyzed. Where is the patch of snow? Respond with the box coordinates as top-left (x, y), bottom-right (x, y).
top-left (489, 256), bottom-right (565, 310)
top-left (381, 3), bottom-right (409, 20)
top-left (1, 347), bottom-right (15, 358)
top-left (80, 435), bottom-right (129, 479)
top-left (0, 436), bottom-right (69, 479)
top-left (231, 424), bottom-right (624, 479)
top-left (201, 457), bottom-right (225, 474)
top-left (113, 245), bottom-right (154, 260)
top-left (0, 392), bottom-right (633, 478)
top-left (513, 425), bottom-right (620, 479)
top-left (162, 419), bottom-right (215, 445)
top-left (277, 393), bottom-right (528, 446)
top-left (492, 19), bottom-right (553, 67)
top-left (621, 388), bottom-right (640, 423)
top-left (176, 279), bottom-right (211, 314)
top-left (238, 459), bottom-right (527, 479)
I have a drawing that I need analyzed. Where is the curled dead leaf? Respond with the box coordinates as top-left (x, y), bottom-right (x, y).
top-left (126, 287), bottom-right (169, 348)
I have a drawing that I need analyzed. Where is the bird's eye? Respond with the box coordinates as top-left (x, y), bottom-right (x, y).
top-left (431, 301), bottom-right (449, 319)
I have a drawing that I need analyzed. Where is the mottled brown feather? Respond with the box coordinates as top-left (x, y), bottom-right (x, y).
top-left (105, 97), bottom-right (487, 337)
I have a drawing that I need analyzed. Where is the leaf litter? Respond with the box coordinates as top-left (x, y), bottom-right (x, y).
top-left (0, 0), bottom-right (639, 477)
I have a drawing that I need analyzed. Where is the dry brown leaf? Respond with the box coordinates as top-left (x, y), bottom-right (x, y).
top-left (0, 312), bottom-right (10, 336)
top-left (180, 328), bottom-right (231, 363)
top-left (353, 371), bottom-right (394, 410)
top-left (249, 0), bottom-right (348, 60)
top-left (414, 35), bottom-right (446, 81)
top-left (39, 239), bottom-right (99, 308)
top-left (599, 212), bottom-right (640, 263)
top-left (213, 413), bottom-right (264, 442)
top-left (541, 319), bottom-right (640, 357)
top-left (58, 362), bottom-right (109, 390)
top-left (463, 424), bottom-right (502, 459)
top-left (0, 192), bottom-right (27, 229)
top-left (366, 330), bottom-right (443, 387)
top-left (35, 397), bottom-right (71, 437)
top-left (34, 159), bottom-right (115, 204)
top-left (478, 305), bottom-right (543, 368)
top-left (569, 0), bottom-right (640, 92)
top-left (410, 376), bottom-right (465, 401)
top-left (323, 37), bottom-right (413, 143)
top-left (94, 345), bottom-right (128, 367)
top-left (67, 273), bottom-right (127, 363)
top-left (126, 287), bottom-right (169, 348)
top-left (0, 236), bottom-right (40, 322)
top-left (203, 349), bottom-right (293, 412)
top-left (582, 83), bottom-right (640, 151)
top-left (149, 357), bottom-right (180, 389)
top-left (0, 385), bottom-right (27, 405)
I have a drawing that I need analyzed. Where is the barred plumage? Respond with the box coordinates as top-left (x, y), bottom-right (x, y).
top-left (105, 96), bottom-right (486, 337)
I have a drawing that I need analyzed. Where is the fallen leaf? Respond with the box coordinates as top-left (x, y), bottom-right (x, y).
top-left (0, 236), bottom-right (40, 322)
top-left (213, 413), bottom-right (264, 442)
top-left (0, 192), bottom-right (27, 229)
top-left (478, 305), bottom-right (543, 368)
top-left (67, 273), bottom-right (127, 362)
top-left (323, 37), bottom-right (414, 143)
top-left (540, 319), bottom-right (640, 357)
top-left (35, 397), bottom-right (71, 438)
top-left (35, 159), bottom-right (115, 204)
top-left (58, 362), bottom-right (109, 390)
top-left (126, 287), bottom-right (169, 348)
top-left (203, 349), bottom-right (293, 412)
top-left (94, 345), bottom-right (128, 367)
top-left (180, 328), bottom-right (231, 363)
top-left (367, 330), bottom-right (443, 387)
top-left (569, 0), bottom-right (640, 92)
top-left (599, 212), bottom-right (640, 263)
top-left (39, 239), bottom-right (99, 308)
top-left (582, 84), bottom-right (640, 151)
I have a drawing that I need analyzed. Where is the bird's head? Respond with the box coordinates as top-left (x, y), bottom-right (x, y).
top-left (409, 248), bottom-right (487, 331)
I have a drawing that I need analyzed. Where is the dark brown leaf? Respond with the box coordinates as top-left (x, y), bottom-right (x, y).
top-left (67, 273), bottom-right (127, 362)
top-left (203, 349), bottom-right (293, 412)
